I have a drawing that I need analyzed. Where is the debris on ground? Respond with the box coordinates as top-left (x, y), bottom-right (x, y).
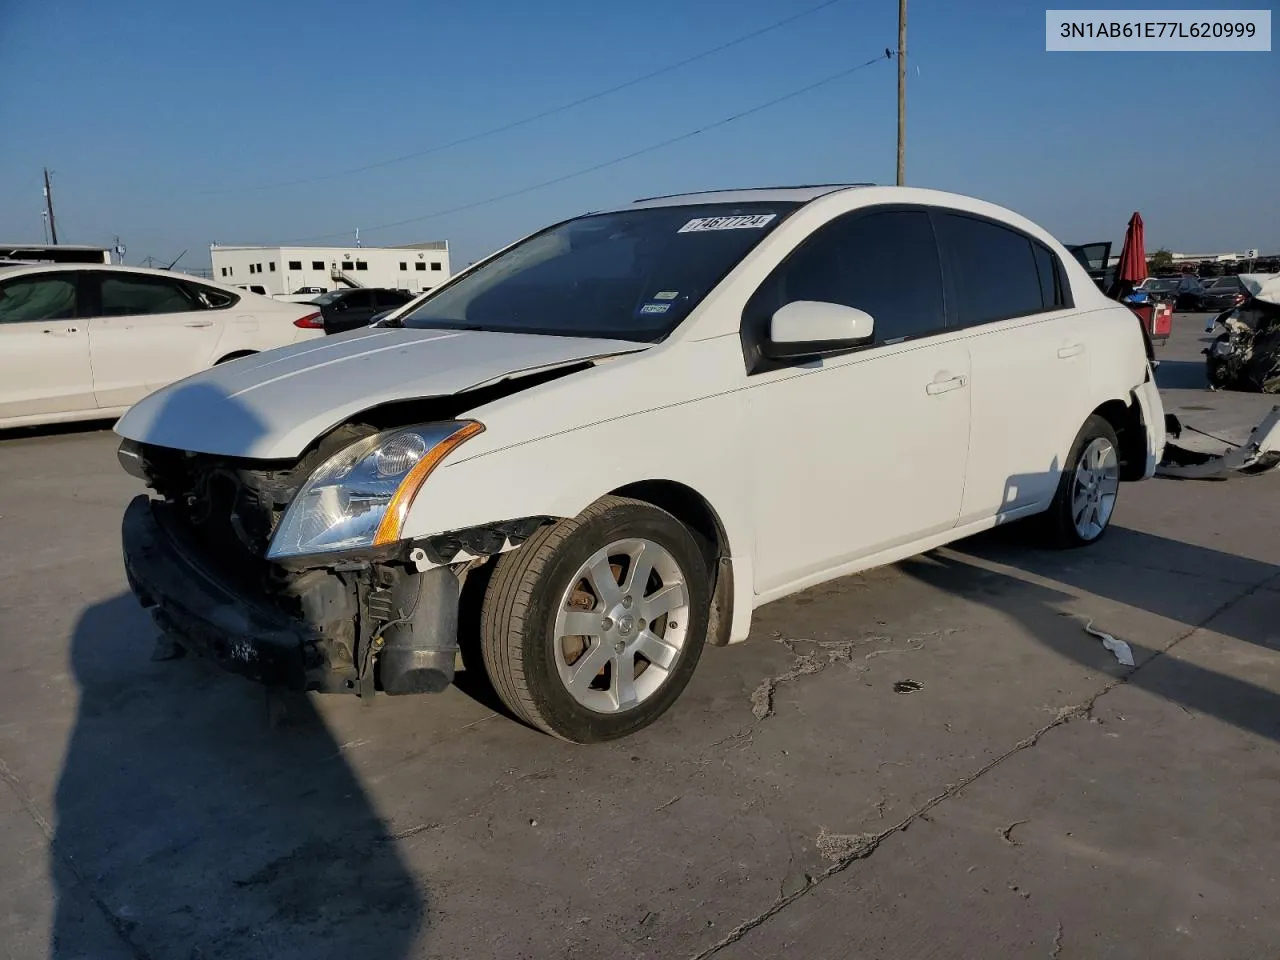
top-left (1000, 819), bottom-right (1029, 846)
top-left (893, 679), bottom-right (923, 694)
top-left (1083, 621), bottom-right (1135, 666)
top-left (1156, 405), bottom-right (1280, 479)
top-left (815, 827), bottom-right (879, 862)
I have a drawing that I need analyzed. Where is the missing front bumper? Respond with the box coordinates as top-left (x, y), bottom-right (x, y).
top-left (122, 495), bottom-right (359, 693)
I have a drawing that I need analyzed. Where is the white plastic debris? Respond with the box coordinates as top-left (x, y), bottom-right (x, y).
top-left (1084, 621), bottom-right (1135, 667)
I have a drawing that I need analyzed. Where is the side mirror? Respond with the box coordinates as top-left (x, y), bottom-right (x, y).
top-left (765, 301), bottom-right (874, 359)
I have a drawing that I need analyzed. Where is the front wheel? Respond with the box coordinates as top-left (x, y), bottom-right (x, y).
top-left (1041, 415), bottom-right (1121, 549)
top-left (479, 496), bottom-right (711, 743)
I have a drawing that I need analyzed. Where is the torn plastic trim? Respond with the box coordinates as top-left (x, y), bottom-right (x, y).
top-left (408, 515), bottom-right (561, 570)
top-left (1156, 404), bottom-right (1280, 479)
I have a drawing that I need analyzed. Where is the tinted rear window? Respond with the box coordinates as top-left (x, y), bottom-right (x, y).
top-left (937, 213), bottom-right (1046, 326)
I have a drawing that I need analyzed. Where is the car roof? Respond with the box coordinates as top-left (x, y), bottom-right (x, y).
top-left (0, 262), bottom-right (214, 283)
top-left (627, 184), bottom-right (874, 209)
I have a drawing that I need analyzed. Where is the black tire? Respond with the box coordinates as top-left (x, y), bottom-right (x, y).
top-left (479, 496), bottom-right (711, 743)
top-left (1041, 414), bottom-right (1121, 549)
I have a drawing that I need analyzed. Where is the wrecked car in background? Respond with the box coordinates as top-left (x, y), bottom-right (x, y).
top-left (1205, 273), bottom-right (1280, 394)
top-left (114, 185), bottom-right (1165, 743)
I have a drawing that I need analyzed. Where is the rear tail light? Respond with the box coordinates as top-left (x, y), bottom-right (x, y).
top-left (293, 312), bottom-right (324, 329)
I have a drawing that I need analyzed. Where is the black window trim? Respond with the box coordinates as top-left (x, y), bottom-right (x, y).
top-left (740, 202), bottom-right (950, 376)
top-left (929, 207), bottom-right (1075, 331)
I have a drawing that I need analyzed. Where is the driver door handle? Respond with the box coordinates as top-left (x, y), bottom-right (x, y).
top-left (925, 375), bottom-right (967, 396)
top-left (42, 326), bottom-right (79, 335)
top-left (1057, 343), bottom-right (1085, 359)
top-left (184, 320), bottom-right (214, 328)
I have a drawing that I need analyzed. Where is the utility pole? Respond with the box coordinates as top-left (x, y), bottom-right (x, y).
top-left (43, 168), bottom-right (59, 244)
top-left (896, 0), bottom-right (907, 186)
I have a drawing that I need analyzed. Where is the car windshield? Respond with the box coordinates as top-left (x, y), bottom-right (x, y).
top-left (400, 202), bottom-right (798, 341)
top-left (1146, 279), bottom-right (1178, 292)
top-left (312, 290), bottom-right (350, 305)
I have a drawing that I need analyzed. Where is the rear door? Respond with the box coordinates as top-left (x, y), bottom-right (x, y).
top-left (0, 270), bottom-right (95, 420)
top-left (85, 271), bottom-right (225, 406)
top-left (936, 212), bottom-right (1089, 523)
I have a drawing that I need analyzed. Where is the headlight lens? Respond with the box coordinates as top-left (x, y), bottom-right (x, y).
top-left (266, 420), bottom-right (483, 560)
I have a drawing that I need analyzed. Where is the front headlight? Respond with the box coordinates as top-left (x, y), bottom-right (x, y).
top-left (266, 420), bottom-right (484, 560)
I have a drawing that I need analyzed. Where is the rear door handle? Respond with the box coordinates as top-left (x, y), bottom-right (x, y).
top-left (1057, 344), bottom-right (1085, 359)
top-left (184, 320), bottom-right (214, 328)
top-left (925, 375), bottom-right (967, 396)
top-left (42, 327), bottom-right (79, 335)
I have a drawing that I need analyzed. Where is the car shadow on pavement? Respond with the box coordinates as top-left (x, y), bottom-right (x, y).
top-left (899, 523), bottom-right (1280, 745)
top-left (1154, 359), bottom-right (1209, 390)
top-left (52, 381), bottom-right (425, 959)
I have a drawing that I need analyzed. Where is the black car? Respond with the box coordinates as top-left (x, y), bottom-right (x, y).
top-left (314, 288), bottom-right (415, 334)
top-left (1197, 275), bottom-right (1249, 313)
top-left (1137, 277), bottom-right (1180, 304)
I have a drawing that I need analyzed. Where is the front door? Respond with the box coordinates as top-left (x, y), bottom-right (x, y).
top-left (745, 208), bottom-right (972, 596)
top-left (85, 271), bottom-right (223, 406)
top-left (0, 270), bottom-right (95, 421)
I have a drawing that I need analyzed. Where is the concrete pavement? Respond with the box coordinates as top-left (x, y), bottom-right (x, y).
top-left (0, 312), bottom-right (1277, 959)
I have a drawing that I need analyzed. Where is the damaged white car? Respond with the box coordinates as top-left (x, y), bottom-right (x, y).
top-left (116, 185), bottom-right (1166, 742)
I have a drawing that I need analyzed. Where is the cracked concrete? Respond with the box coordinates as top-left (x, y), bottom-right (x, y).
top-left (3, 317), bottom-right (1280, 958)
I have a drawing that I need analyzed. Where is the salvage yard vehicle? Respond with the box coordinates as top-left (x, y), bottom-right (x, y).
top-left (115, 185), bottom-right (1166, 743)
top-left (1205, 274), bottom-right (1280, 393)
top-left (0, 264), bottom-right (325, 429)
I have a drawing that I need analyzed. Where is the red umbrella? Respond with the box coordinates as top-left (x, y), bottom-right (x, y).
top-left (1108, 211), bottom-right (1147, 298)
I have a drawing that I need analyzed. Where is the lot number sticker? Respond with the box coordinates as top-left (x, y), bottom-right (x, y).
top-left (678, 214), bottom-right (776, 233)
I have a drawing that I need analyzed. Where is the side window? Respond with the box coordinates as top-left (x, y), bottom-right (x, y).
top-left (936, 213), bottom-right (1044, 326)
top-left (1031, 241), bottom-right (1067, 308)
top-left (189, 283), bottom-right (239, 309)
top-left (98, 274), bottom-right (200, 317)
top-left (746, 209), bottom-right (945, 347)
top-left (0, 274), bottom-right (78, 323)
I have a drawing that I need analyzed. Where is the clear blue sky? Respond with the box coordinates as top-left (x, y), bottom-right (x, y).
top-left (1, 0), bottom-right (1276, 268)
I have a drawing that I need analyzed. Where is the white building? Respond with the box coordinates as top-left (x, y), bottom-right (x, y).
top-left (209, 242), bottom-right (450, 296)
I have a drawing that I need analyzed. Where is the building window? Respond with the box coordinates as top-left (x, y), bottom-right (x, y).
top-left (342, 261), bottom-right (354, 271)
top-left (312, 260), bottom-right (324, 270)
top-left (257, 263), bottom-right (263, 273)
top-left (288, 260), bottom-right (302, 270)
top-left (414, 262), bottom-right (426, 271)
top-left (399, 262), bottom-right (407, 271)
top-left (269, 262), bottom-right (276, 272)
top-left (355, 261), bottom-right (368, 271)
top-left (220, 267), bottom-right (227, 277)
top-left (431, 262), bottom-right (442, 271)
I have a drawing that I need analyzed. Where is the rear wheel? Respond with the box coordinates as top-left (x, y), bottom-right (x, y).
top-left (479, 496), bottom-right (710, 742)
top-left (1041, 415), bottom-right (1121, 549)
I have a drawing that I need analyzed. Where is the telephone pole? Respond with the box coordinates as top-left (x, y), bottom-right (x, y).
top-left (896, 0), bottom-right (907, 185)
top-left (43, 168), bottom-right (59, 244)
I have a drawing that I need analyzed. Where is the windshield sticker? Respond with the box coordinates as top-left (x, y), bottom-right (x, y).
top-left (653, 290), bottom-right (679, 300)
top-left (678, 213), bottom-right (776, 233)
top-left (638, 302), bottom-right (671, 315)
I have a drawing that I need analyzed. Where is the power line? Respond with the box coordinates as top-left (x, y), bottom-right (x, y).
top-left (204, 0), bottom-right (848, 195)
top-left (280, 51), bottom-right (891, 245)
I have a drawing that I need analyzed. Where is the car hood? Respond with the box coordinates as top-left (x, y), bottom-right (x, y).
top-left (114, 327), bottom-right (649, 459)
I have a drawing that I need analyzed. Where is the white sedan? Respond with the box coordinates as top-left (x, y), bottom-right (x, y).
top-left (114, 185), bottom-right (1166, 742)
top-left (0, 264), bottom-right (324, 429)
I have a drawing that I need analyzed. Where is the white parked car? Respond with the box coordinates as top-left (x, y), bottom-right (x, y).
top-left (0, 264), bottom-right (325, 429)
top-left (114, 185), bottom-right (1166, 742)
